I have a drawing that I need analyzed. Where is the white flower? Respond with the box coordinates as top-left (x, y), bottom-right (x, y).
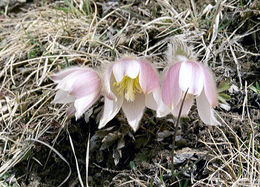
top-left (160, 40), bottom-right (219, 125)
top-left (51, 67), bottom-right (101, 119)
top-left (99, 57), bottom-right (161, 131)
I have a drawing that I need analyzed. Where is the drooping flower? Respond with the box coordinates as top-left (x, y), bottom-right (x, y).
top-left (51, 66), bottom-right (101, 119)
top-left (161, 40), bottom-right (219, 125)
top-left (99, 57), bottom-right (161, 131)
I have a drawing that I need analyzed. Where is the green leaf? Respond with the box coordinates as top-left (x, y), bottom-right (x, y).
top-left (217, 78), bottom-right (231, 93)
top-left (219, 93), bottom-right (231, 100)
top-left (218, 93), bottom-right (231, 103)
top-left (64, 57), bottom-right (70, 67)
top-left (249, 82), bottom-right (260, 94)
top-left (130, 161), bottom-right (136, 170)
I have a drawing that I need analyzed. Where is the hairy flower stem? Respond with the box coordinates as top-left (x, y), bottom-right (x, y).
top-left (171, 88), bottom-right (189, 181)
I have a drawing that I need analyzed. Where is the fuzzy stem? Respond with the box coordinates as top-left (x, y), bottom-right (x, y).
top-left (171, 88), bottom-right (189, 180)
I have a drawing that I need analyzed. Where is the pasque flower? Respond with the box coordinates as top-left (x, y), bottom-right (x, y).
top-left (161, 40), bottom-right (219, 125)
top-left (51, 67), bottom-right (101, 119)
top-left (99, 57), bottom-right (161, 131)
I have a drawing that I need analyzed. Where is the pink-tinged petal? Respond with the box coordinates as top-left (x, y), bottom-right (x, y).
top-left (172, 95), bottom-right (194, 117)
top-left (99, 96), bottom-right (124, 129)
top-left (156, 91), bottom-right (171, 117)
top-left (145, 87), bottom-right (162, 111)
top-left (112, 58), bottom-right (140, 82)
top-left (157, 103), bottom-right (171, 117)
top-left (146, 87), bottom-right (171, 117)
top-left (56, 70), bottom-right (100, 98)
top-left (199, 64), bottom-right (218, 107)
top-left (139, 59), bottom-right (160, 93)
top-left (161, 62), bottom-right (182, 109)
top-left (103, 64), bottom-right (117, 100)
top-left (145, 93), bottom-right (157, 110)
top-left (179, 61), bottom-right (203, 96)
top-left (156, 87), bottom-right (171, 117)
top-left (51, 90), bottom-right (75, 104)
top-left (196, 89), bottom-right (220, 125)
top-left (50, 66), bottom-right (83, 82)
top-left (70, 71), bottom-right (101, 98)
top-left (121, 94), bottom-right (146, 132)
top-left (66, 104), bottom-right (76, 116)
top-left (74, 91), bottom-right (100, 120)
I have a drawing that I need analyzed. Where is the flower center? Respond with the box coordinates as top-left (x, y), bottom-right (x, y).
top-left (114, 75), bottom-right (142, 102)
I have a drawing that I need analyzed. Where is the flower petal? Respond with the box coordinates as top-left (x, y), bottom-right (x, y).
top-left (157, 104), bottom-right (171, 117)
top-left (50, 66), bottom-right (83, 82)
top-left (125, 59), bottom-right (140, 79)
top-left (156, 99), bottom-right (171, 118)
top-left (56, 70), bottom-right (100, 98)
top-left (161, 62), bottom-right (182, 109)
top-left (70, 71), bottom-right (101, 98)
top-left (52, 90), bottom-right (75, 104)
top-left (172, 95), bottom-right (194, 116)
top-left (199, 64), bottom-right (218, 107)
top-left (103, 64), bottom-right (116, 100)
top-left (139, 59), bottom-right (159, 93)
top-left (99, 96), bottom-right (124, 129)
top-left (74, 91), bottom-right (100, 120)
top-left (112, 58), bottom-right (140, 82)
top-left (196, 89), bottom-right (220, 125)
top-left (122, 94), bottom-right (145, 132)
top-left (179, 61), bottom-right (203, 95)
top-left (66, 104), bottom-right (76, 116)
top-left (145, 92), bottom-right (157, 110)
top-left (146, 88), bottom-right (170, 117)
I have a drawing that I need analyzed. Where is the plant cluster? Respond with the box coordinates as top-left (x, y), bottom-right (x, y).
top-left (51, 39), bottom-right (219, 132)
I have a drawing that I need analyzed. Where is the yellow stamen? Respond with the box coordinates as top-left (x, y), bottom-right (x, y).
top-left (114, 75), bottom-right (142, 102)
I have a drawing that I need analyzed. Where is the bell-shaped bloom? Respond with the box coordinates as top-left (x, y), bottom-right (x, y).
top-left (161, 60), bottom-right (219, 125)
top-left (99, 57), bottom-right (161, 131)
top-left (51, 67), bottom-right (101, 119)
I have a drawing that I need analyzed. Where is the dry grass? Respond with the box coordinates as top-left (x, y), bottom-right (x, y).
top-left (0, 0), bottom-right (259, 186)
